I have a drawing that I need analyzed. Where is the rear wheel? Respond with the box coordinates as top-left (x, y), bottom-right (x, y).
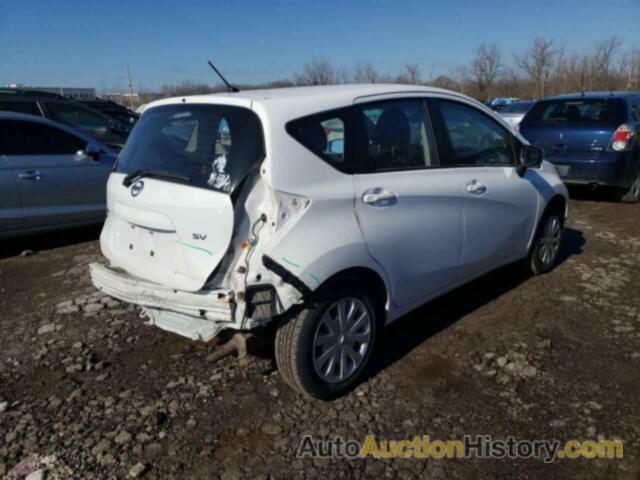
top-left (275, 290), bottom-right (378, 400)
top-left (615, 170), bottom-right (640, 203)
top-left (525, 210), bottom-right (564, 275)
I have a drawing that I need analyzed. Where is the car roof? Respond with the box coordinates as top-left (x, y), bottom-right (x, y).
top-left (203, 83), bottom-right (453, 102)
top-left (146, 84), bottom-right (486, 123)
top-left (0, 88), bottom-right (66, 99)
top-left (545, 91), bottom-right (640, 101)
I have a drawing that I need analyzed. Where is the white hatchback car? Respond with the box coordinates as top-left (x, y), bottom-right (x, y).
top-left (91, 85), bottom-right (568, 399)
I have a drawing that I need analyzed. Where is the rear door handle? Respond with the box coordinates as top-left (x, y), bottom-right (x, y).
top-left (18, 170), bottom-right (41, 180)
top-left (362, 188), bottom-right (398, 206)
top-left (466, 180), bottom-right (487, 195)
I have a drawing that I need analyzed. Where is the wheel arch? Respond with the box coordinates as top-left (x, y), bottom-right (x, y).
top-left (313, 266), bottom-right (389, 318)
top-left (527, 193), bottom-right (567, 251)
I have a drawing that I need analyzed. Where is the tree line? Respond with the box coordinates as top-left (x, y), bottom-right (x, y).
top-left (157, 36), bottom-right (639, 101)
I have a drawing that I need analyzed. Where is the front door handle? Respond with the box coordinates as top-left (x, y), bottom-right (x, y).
top-left (362, 188), bottom-right (398, 206)
top-left (18, 170), bottom-right (41, 181)
top-left (466, 180), bottom-right (487, 195)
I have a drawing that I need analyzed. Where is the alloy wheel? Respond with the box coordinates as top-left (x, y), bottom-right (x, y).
top-left (312, 297), bottom-right (372, 384)
top-left (539, 215), bottom-right (562, 267)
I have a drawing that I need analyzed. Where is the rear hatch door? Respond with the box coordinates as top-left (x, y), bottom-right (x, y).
top-left (520, 98), bottom-right (625, 162)
top-left (101, 102), bottom-right (264, 292)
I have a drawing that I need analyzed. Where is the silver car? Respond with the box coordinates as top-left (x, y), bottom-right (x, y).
top-left (0, 112), bottom-right (117, 238)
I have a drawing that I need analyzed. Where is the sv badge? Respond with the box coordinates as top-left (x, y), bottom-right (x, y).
top-left (192, 233), bottom-right (208, 241)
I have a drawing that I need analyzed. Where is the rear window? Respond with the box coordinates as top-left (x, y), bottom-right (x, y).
top-left (525, 99), bottom-right (626, 125)
top-left (116, 104), bottom-right (264, 193)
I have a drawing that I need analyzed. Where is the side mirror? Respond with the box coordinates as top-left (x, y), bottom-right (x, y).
top-left (76, 143), bottom-right (101, 162)
top-left (517, 144), bottom-right (544, 176)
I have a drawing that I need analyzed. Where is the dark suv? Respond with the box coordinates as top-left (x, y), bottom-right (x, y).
top-left (0, 89), bottom-right (129, 149)
top-left (81, 99), bottom-right (139, 127)
top-left (519, 92), bottom-right (640, 203)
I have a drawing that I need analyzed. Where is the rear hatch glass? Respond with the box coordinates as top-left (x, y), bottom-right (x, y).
top-left (524, 98), bottom-right (626, 126)
top-left (116, 104), bottom-right (264, 194)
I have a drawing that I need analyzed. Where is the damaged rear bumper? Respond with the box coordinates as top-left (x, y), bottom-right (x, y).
top-left (89, 263), bottom-right (235, 341)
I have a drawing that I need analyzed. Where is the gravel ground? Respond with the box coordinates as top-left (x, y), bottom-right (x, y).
top-left (1, 195), bottom-right (639, 479)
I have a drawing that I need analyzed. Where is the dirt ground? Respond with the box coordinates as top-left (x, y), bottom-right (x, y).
top-left (1, 192), bottom-right (639, 479)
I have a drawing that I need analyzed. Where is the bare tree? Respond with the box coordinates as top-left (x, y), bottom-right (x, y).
top-left (335, 65), bottom-right (351, 84)
top-left (395, 64), bottom-right (422, 84)
top-left (354, 63), bottom-right (379, 83)
top-left (497, 68), bottom-right (522, 97)
top-left (449, 65), bottom-right (470, 94)
top-left (514, 38), bottom-right (558, 98)
top-left (620, 47), bottom-right (640, 90)
top-left (592, 36), bottom-right (624, 89)
top-left (470, 44), bottom-right (503, 100)
top-left (405, 64), bottom-right (421, 84)
top-left (294, 58), bottom-right (337, 85)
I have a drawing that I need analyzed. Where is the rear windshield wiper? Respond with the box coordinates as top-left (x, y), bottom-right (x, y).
top-left (122, 169), bottom-right (192, 187)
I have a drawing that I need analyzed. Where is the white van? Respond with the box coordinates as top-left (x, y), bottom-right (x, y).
top-left (91, 84), bottom-right (568, 399)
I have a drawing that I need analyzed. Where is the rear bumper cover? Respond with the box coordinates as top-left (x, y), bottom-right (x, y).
top-left (547, 152), bottom-right (634, 188)
top-left (90, 263), bottom-right (235, 341)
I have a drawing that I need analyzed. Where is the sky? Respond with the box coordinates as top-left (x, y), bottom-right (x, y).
top-left (1, 0), bottom-right (639, 92)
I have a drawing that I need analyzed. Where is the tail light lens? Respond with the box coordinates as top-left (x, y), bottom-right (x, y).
top-left (610, 124), bottom-right (634, 151)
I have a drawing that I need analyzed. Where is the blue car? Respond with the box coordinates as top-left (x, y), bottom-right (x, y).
top-left (519, 92), bottom-right (640, 203)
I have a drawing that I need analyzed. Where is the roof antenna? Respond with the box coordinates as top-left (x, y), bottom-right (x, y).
top-left (208, 60), bottom-right (239, 93)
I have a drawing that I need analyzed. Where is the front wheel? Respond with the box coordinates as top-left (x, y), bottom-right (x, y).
top-left (525, 211), bottom-right (564, 275)
top-left (275, 291), bottom-right (378, 400)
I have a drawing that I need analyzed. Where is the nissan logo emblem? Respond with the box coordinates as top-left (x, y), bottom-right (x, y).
top-left (131, 180), bottom-right (144, 197)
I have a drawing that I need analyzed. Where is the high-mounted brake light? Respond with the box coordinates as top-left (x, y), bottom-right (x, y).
top-left (610, 124), bottom-right (633, 151)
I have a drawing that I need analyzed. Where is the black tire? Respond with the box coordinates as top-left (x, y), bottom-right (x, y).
top-left (525, 209), bottom-right (564, 275)
top-left (615, 171), bottom-right (640, 203)
top-left (275, 287), bottom-right (379, 400)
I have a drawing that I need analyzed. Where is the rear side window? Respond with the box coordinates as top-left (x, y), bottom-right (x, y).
top-left (44, 102), bottom-right (110, 131)
top-left (116, 104), bottom-right (265, 193)
top-left (525, 99), bottom-right (626, 125)
top-left (436, 100), bottom-right (516, 167)
top-left (0, 120), bottom-right (85, 155)
top-left (0, 101), bottom-right (41, 117)
top-left (356, 99), bottom-right (438, 173)
top-left (287, 108), bottom-right (350, 172)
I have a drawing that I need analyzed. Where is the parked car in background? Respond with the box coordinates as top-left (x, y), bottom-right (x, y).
top-left (81, 99), bottom-right (139, 127)
top-left (0, 112), bottom-right (117, 238)
top-left (90, 84), bottom-right (568, 399)
top-left (488, 97), bottom-right (520, 111)
top-left (0, 88), bottom-right (129, 149)
top-left (499, 101), bottom-right (536, 129)
top-left (519, 92), bottom-right (640, 203)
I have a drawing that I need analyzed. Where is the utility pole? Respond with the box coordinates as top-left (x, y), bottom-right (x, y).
top-left (126, 64), bottom-right (135, 109)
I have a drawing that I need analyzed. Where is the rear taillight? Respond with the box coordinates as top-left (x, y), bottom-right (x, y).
top-left (610, 124), bottom-right (633, 151)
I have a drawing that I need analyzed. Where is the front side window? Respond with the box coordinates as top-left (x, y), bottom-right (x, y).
top-left (436, 100), bottom-right (516, 167)
top-left (357, 99), bottom-right (437, 173)
top-left (287, 109), bottom-right (348, 171)
top-left (116, 104), bottom-right (265, 193)
top-left (0, 120), bottom-right (85, 156)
